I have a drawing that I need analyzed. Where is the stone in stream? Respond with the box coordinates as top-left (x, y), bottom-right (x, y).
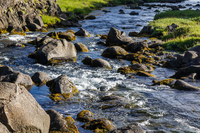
top-left (0, 66), bottom-right (33, 90)
top-left (74, 43), bottom-right (89, 52)
top-left (82, 57), bottom-right (112, 69)
top-left (29, 39), bottom-right (77, 65)
top-left (46, 75), bottom-right (78, 94)
top-left (129, 11), bottom-right (139, 15)
top-left (57, 31), bottom-right (76, 41)
top-left (106, 27), bottom-right (134, 46)
top-left (46, 109), bottom-right (78, 133)
top-left (0, 82), bottom-right (50, 133)
top-left (102, 46), bottom-right (128, 59)
top-left (77, 110), bottom-right (94, 122)
top-left (173, 80), bottom-right (200, 91)
top-left (139, 26), bottom-right (153, 35)
top-left (126, 42), bottom-right (148, 53)
top-left (85, 15), bottom-right (96, 19)
top-left (75, 28), bottom-right (90, 37)
top-left (31, 71), bottom-right (52, 86)
top-left (107, 124), bottom-right (145, 133)
top-left (82, 118), bottom-right (114, 132)
top-left (82, 56), bottom-right (93, 66)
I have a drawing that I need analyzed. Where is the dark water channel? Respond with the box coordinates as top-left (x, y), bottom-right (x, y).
top-left (0, 0), bottom-right (200, 132)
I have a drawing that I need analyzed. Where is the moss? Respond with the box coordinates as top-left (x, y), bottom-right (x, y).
top-left (65, 116), bottom-right (79, 133)
top-left (100, 35), bottom-right (107, 39)
top-left (41, 15), bottom-right (61, 25)
top-left (10, 29), bottom-right (26, 36)
top-left (117, 66), bottom-right (137, 74)
top-left (36, 28), bottom-right (48, 32)
top-left (48, 57), bottom-right (77, 65)
top-left (0, 29), bottom-right (8, 34)
top-left (49, 93), bottom-right (73, 102)
top-left (136, 71), bottom-right (155, 78)
top-left (152, 78), bottom-right (175, 86)
top-left (77, 110), bottom-right (94, 122)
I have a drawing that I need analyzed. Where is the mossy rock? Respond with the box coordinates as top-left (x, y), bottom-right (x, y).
top-left (74, 43), bottom-right (89, 52)
top-left (77, 110), bottom-right (94, 122)
top-left (48, 57), bottom-right (76, 65)
top-left (0, 29), bottom-right (8, 34)
top-left (117, 66), bottom-right (137, 74)
top-left (82, 118), bottom-right (114, 133)
top-left (65, 116), bottom-right (79, 133)
top-left (136, 71), bottom-right (155, 78)
top-left (152, 78), bottom-right (175, 86)
top-left (10, 29), bottom-right (26, 36)
top-left (49, 93), bottom-right (73, 102)
top-left (128, 31), bottom-right (140, 37)
top-left (66, 29), bottom-right (75, 34)
top-left (100, 35), bottom-right (108, 39)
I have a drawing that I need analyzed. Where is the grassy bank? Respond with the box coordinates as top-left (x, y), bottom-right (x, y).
top-left (149, 10), bottom-right (200, 52)
top-left (56, 0), bottom-right (131, 15)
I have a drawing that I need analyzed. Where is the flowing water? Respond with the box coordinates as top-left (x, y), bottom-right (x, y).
top-left (0, 0), bottom-right (200, 132)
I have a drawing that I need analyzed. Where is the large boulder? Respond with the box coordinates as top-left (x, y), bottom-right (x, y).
top-left (106, 27), bottom-right (134, 46)
top-left (173, 80), bottom-right (200, 91)
top-left (0, 66), bottom-right (33, 90)
top-left (102, 46), bottom-right (128, 59)
top-left (47, 75), bottom-right (78, 94)
top-left (46, 109), bottom-right (79, 133)
top-left (29, 39), bottom-right (77, 65)
top-left (107, 124), bottom-right (144, 133)
top-left (31, 71), bottom-right (52, 86)
top-left (0, 82), bottom-right (50, 133)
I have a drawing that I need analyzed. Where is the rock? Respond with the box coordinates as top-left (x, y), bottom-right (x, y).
top-left (182, 51), bottom-right (198, 64)
top-left (0, 122), bottom-right (9, 133)
top-left (34, 15), bottom-right (44, 27)
top-left (91, 58), bottom-right (112, 69)
top-left (152, 79), bottom-right (175, 86)
top-left (136, 71), bottom-right (155, 77)
top-left (82, 56), bottom-right (93, 65)
top-left (0, 82), bottom-right (50, 133)
top-left (166, 23), bottom-right (179, 33)
top-left (0, 66), bottom-right (33, 90)
top-left (34, 36), bottom-right (54, 47)
top-left (27, 22), bottom-right (41, 31)
top-left (97, 41), bottom-right (106, 45)
top-left (77, 110), bottom-right (94, 122)
top-left (139, 26), bottom-right (153, 35)
top-left (58, 31), bottom-right (76, 41)
top-left (74, 43), bottom-right (89, 52)
top-left (126, 42), bottom-right (148, 53)
top-left (173, 80), bottom-right (199, 91)
top-left (130, 63), bottom-right (154, 73)
top-left (102, 46), bottom-right (128, 59)
top-left (31, 71), bottom-right (52, 86)
top-left (47, 75), bottom-right (78, 94)
top-left (171, 6), bottom-right (179, 10)
top-left (46, 109), bottom-right (78, 132)
top-left (85, 15), bottom-right (96, 19)
top-left (171, 65), bottom-right (200, 79)
top-left (128, 32), bottom-right (140, 37)
top-left (75, 28), bottom-right (90, 37)
top-left (82, 118), bottom-right (114, 132)
top-left (106, 27), bottom-right (134, 46)
top-left (189, 45), bottom-right (200, 54)
top-left (29, 39), bottom-right (77, 65)
top-left (7, 42), bottom-right (25, 47)
top-left (107, 124), bottom-right (144, 133)
top-left (100, 95), bottom-right (123, 101)
top-left (130, 11), bottom-right (139, 15)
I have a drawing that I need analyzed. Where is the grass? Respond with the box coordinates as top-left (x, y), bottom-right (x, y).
top-left (149, 10), bottom-right (200, 52)
top-left (41, 15), bottom-right (61, 26)
top-left (56, 0), bottom-right (130, 15)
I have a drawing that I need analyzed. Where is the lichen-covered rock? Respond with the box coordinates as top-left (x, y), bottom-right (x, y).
top-left (74, 43), bottom-right (89, 52)
top-left (75, 28), bottom-right (90, 37)
top-left (77, 110), bottom-right (94, 122)
top-left (31, 71), bottom-right (52, 86)
top-left (0, 66), bottom-right (33, 90)
top-left (102, 46), bottom-right (128, 59)
top-left (0, 82), bottom-right (50, 133)
top-left (152, 79), bottom-right (175, 86)
top-left (47, 75), bottom-right (78, 94)
top-left (107, 124), bottom-right (144, 133)
top-left (82, 118), bottom-right (114, 132)
top-left (92, 58), bottom-right (112, 69)
top-left (82, 56), bottom-right (93, 65)
top-left (46, 109), bottom-right (79, 133)
top-left (58, 31), bottom-right (76, 41)
top-left (173, 80), bottom-right (200, 91)
top-left (29, 39), bottom-right (77, 65)
top-left (106, 27), bottom-right (134, 46)
top-left (136, 71), bottom-right (155, 78)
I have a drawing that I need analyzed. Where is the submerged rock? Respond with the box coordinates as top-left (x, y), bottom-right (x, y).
top-left (46, 109), bottom-right (78, 133)
top-left (31, 71), bottom-right (52, 86)
top-left (77, 110), bottom-right (94, 122)
top-left (92, 58), bottom-right (112, 69)
top-left (29, 39), bottom-right (77, 65)
top-left (47, 75), bottom-right (78, 94)
top-left (0, 66), bottom-right (33, 90)
top-left (106, 27), bottom-right (134, 46)
top-left (0, 82), bottom-right (50, 133)
top-left (107, 124), bottom-right (144, 133)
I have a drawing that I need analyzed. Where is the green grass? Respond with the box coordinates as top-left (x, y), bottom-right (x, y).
top-left (149, 10), bottom-right (200, 52)
top-left (41, 15), bottom-right (61, 26)
top-left (56, 0), bottom-right (130, 15)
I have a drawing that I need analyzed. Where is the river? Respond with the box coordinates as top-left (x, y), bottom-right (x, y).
top-left (0, 0), bottom-right (200, 132)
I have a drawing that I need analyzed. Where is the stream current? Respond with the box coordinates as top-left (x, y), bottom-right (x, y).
top-left (0, 0), bottom-right (200, 132)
